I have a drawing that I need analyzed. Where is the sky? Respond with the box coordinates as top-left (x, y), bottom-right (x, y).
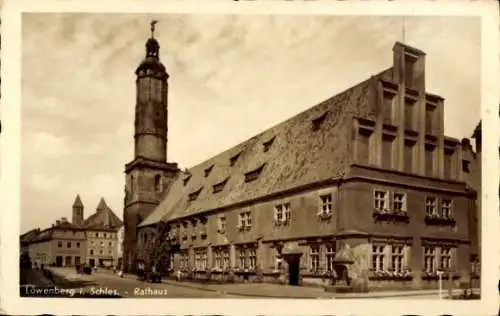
top-left (20, 13), bottom-right (481, 233)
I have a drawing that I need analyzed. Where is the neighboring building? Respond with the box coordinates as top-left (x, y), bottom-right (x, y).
top-left (24, 218), bottom-right (86, 267)
top-left (83, 198), bottom-right (123, 267)
top-left (123, 28), bottom-right (479, 291)
top-left (21, 196), bottom-right (123, 268)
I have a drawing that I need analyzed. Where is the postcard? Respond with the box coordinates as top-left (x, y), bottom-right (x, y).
top-left (1, 0), bottom-right (499, 315)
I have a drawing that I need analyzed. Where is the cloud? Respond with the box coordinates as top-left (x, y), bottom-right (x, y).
top-left (29, 132), bottom-right (69, 158)
top-left (30, 174), bottom-right (62, 192)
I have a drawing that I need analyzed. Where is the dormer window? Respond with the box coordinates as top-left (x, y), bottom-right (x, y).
top-left (312, 112), bottom-right (328, 131)
top-left (263, 137), bottom-right (276, 152)
top-left (213, 177), bottom-right (229, 193)
top-left (230, 152), bottom-right (241, 167)
top-left (244, 163), bottom-right (265, 183)
top-left (188, 187), bottom-right (203, 201)
top-left (183, 174), bottom-right (192, 186)
top-left (204, 165), bottom-right (214, 178)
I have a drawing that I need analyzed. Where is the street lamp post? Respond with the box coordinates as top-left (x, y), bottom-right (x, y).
top-left (437, 270), bottom-right (444, 299)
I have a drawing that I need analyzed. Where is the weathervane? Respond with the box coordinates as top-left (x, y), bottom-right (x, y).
top-left (150, 20), bottom-right (158, 38)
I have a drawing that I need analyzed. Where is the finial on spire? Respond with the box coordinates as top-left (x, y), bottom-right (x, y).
top-left (150, 20), bottom-right (158, 38)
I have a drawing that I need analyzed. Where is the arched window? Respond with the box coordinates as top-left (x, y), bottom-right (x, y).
top-left (155, 175), bottom-right (162, 192)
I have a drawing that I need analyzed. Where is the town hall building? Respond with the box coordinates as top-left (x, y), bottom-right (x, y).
top-left (122, 24), bottom-right (480, 291)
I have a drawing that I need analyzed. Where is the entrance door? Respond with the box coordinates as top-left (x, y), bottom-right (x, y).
top-left (288, 259), bottom-right (300, 286)
top-left (65, 256), bottom-right (72, 266)
top-left (56, 256), bottom-right (63, 267)
top-left (99, 259), bottom-right (104, 267)
top-left (89, 258), bottom-right (95, 267)
top-left (75, 256), bottom-right (81, 266)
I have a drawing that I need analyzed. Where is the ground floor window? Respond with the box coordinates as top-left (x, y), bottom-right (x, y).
top-left (194, 248), bottom-right (208, 271)
top-left (423, 245), bottom-right (455, 274)
top-left (213, 246), bottom-right (230, 270)
top-left (236, 244), bottom-right (257, 270)
top-left (371, 243), bottom-right (410, 274)
top-left (180, 251), bottom-right (189, 271)
top-left (325, 245), bottom-right (336, 272)
top-left (309, 245), bottom-right (320, 272)
top-left (424, 246), bottom-right (436, 273)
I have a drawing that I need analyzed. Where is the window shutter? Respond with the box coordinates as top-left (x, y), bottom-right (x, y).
top-left (273, 207), bottom-right (278, 221)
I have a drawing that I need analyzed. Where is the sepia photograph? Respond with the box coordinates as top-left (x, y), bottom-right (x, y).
top-left (1, 0), bottom-right (499, 315)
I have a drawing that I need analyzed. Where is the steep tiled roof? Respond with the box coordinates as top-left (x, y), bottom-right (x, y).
top-left (140, 68), bottom-right (390, 227)
top-left (83, 198), bottom-right (123, 229)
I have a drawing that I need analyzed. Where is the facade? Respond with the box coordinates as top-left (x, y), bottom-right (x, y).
top-left (21, 196), bottom-right (123, 268)
top-left (124, 31), bottom-right (479, 291)
top-left (24, 219), bottom-right (87, 267)
top-left (81, 198), bottom-right (123, 267)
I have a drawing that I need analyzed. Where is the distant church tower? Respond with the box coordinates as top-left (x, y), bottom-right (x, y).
top-left (72, 194), bottom-right (84, 227)
top-left (122, 21), bottom-right (180, 273)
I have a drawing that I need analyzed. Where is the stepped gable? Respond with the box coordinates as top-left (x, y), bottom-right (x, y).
top-left (140, 68), bottom-right (393, 227)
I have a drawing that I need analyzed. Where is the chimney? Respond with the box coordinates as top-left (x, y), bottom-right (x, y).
top-left (61, 217), bottom-right (68, 223)
top-left (461, 138), bottom-right (471, 150)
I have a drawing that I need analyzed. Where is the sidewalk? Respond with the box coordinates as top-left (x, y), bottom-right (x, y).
top-left (93, 269), bottom-right (479, 299)
top-left (20, 268), bottom-right (55, 288)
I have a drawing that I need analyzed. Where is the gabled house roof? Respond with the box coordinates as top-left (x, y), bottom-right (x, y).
top-left (83, 198), bottom-right (123, 230)
top-left (140, 67), bottom-right (393, 227)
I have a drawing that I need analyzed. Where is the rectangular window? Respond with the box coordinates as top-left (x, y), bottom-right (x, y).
top-left (425, 197), bottom-right (437, 216)
top-left (319, 194), bottom-right (333, 215)
top-left (310, 245), bottom-right (320, 272)
top-left (76, 242), bottom-right (80, 248)
top-left (67, 242), bottom-right (71, 248)
top-left (90, 249), bottom-right (94, 255)
top-left (425, 144), bottom-right (435, 177)
top-left (274, 203), bottom-right (291, 224)
top-left (218, 215), bottom-right (226, 232)
top-left (382, 91), bottom-right (395, 124)
top-left (248, 248), bottom-right (257, 270)
top-left (238, 213), bottom-right (246, 229)
top-left (238, 248), bottom-right (246, 269)
top-left (214, 250), bottom-right (222, 269)
top-left (274, 205), bottom-right (283, 222)
top-left (424, 246), bottom-right (436, 273)
top-left (245, 212), bottom-right (252, 227)
top-left (223, 249), bottom-right (230, 269)
top-left (393, 193), bottom-right (407, 212)
top-left (425, 104), bottom-right (436, 134)
top-left (391, 245), bottom-right (404, 273)
top-left (373, 190), bottom-right (388, 211)
top-left (58, 241), bottom-right (62, 248)
top-left (439, 247), bottom-right (452, 271)
top-left (444, 150), bottom-right (453, 179)
top-left (372, 245), bottom-right (386, 271)
top-left (404, 139), bottom-right (415, 173)
top-left (441, 199), bottom-right (453, 218)
top-left (462, 160), bottom-right (470, 173)
top-left (404, 54), bottom-right (416, 88)
top-left (381, 134), bottom-right (395, 169)
top-left (404, 99), bottom-right (415, 130)
top-left (357, 129), bottom-right (372, 165)
top-left (325, 245), bottom-right (336, 272)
